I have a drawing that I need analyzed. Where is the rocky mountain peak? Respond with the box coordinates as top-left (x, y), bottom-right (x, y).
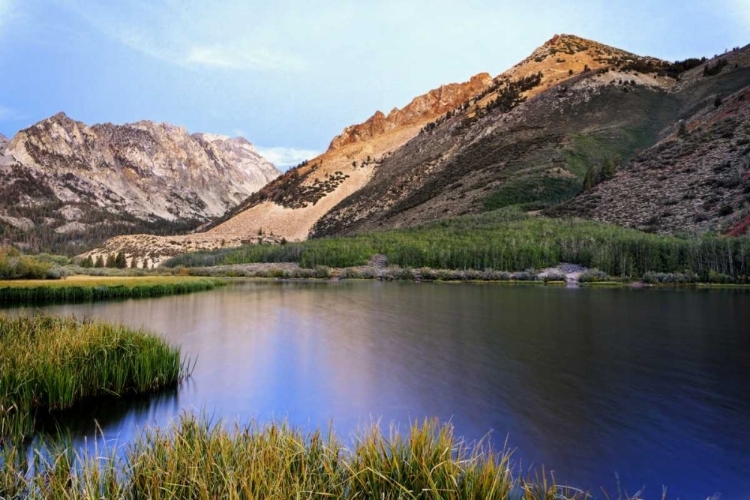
top-left (327, 72), bottom-right (494, 151)
top-left (47, 111), bottom-right (74, 123)
top-left (194, 133), bottom-right (258, 153)
top-left (0, 112), bottom-right (282, 253)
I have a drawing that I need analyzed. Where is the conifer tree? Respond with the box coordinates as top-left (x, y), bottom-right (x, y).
top-left (115, 251), bottom-right (127, 269)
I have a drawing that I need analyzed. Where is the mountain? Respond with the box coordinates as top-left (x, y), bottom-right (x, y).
top-left (212, 35), bottom-right (668, 240)
top-left (312, 38), bottom-right (750, 237)
top-left (89, 70), bottom-right (498, 263)
top-left (0, 113), bottom-right (280, 253)
top-left (548, 75), bottom-right (750, 235)
top-left (90, 35), bottom-right (750, 265)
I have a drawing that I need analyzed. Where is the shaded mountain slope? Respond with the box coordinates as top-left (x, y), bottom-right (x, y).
top-left (548, 80), bottom-right (750, 234)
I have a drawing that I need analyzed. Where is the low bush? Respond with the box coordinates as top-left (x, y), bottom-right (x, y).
top-left (578, 269), bottom-right (611, 283)
top-left (543, 271), bottom-right (568, 283)
top-left (642, 271), bottom-right (699, 284)
top-left (0, 247), bottom-right (55, 280)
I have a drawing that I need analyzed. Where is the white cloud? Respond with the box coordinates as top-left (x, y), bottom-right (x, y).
top-left (256, 146), bottom-right (321, 170)
top-left (61, 1), bottom-right (306, 71)
top-left (59, 0), bottom-right (306, 71)
top-left (0, 105), bottom-right (22, 121)
top-left (185, 45), bottom-right (304, 71)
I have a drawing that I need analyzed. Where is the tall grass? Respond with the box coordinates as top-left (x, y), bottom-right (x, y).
top-left (0, 277), bottom-right (225, 305)
top-left (164, 209), bottom-right (750, 279)
top-left (0, 412), bottom-right (648, 500)
top-left (0, 315), bottom-right (189, 442)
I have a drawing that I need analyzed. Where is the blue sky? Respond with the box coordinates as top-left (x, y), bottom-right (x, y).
top-left (0, 1), bottom-right (748, 168)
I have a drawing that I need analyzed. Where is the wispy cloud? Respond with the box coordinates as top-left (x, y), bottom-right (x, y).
top-left (0, 105), bottom-right (23, 121)
top-left (0, 0), bottom-right (16, 33)
top-left (184, 45), bottom-right (305, 71)
top-left (62, 1), bottom-right (306, 71)
top-left (256, 146), bottom-right (321, 170)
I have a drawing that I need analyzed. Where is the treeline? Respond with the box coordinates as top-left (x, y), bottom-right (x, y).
top-left (703, 59), bottom-right (729, 77)
top-left (419, 72), bottom-right (544, 136)
top-left (164, 209), bottom-right (750, 280)
top-left (79, 251), bottom-right (150, 269)
top-left (0, 205), bottom-right (204, 256)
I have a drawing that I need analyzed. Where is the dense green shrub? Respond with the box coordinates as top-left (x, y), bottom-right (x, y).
top-left (0, 247), bottom-right (55, 280)
top-left (642, 271), bottom-right (699, 284)
top-left (578, 269), bottom-right (611, 283)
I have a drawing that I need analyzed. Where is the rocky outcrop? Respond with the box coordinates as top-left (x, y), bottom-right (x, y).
top-left (192, 134), bottom-right (281, 194)
top-left (328, 73), bottom-right (493, 150)
top-left (0, 113), bottom-right (280, 253)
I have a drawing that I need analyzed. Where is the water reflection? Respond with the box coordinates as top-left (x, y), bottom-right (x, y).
top-left (5, 282), bottom-right (750, 499)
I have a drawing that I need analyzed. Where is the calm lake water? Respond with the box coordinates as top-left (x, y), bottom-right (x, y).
top-left (6, 281), bottom-right (750, 499)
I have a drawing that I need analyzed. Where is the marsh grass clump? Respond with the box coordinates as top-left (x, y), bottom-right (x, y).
top-left (0, 277), bottom-right (224, 305)
top-left (0, 315), bottom-right (188, 442)
top-left (0, 413), bottom-right (608, 500)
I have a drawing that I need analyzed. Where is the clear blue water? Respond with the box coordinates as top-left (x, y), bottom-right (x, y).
top-left (7, 281), bottom-right (750, 499)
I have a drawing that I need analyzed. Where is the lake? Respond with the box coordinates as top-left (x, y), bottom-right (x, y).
top-left (5, 281), bottom-right (750, 499)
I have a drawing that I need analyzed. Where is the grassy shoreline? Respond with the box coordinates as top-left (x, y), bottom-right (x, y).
top-left (182, 264), bottom-right (750, 289)
top-left (0, 315), bottom-right (189, 441)
top-left (0, 276), bottom-right (225, 305)
top-left (0, 412), bottom-right (651, 500)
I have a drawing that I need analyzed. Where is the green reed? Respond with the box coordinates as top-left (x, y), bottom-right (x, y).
top-left (0, 315), bottom-right (189, 442)
top-left (0, 277), bottom-right (225, 305)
